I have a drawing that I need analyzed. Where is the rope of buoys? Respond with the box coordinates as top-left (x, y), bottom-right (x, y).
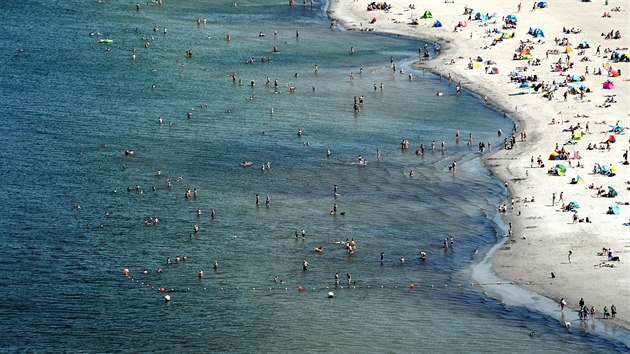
top-left (121, 269), bottom-right (525, 298)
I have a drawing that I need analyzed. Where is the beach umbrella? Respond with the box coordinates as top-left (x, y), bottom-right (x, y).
top-left (609, 205), bottom-right (620, 214)
top-left (603, 82), bottom-right (615, 89)
top-left (506, 14), bottom-right (518, 23)
top-left (537, 1), bottom-right (548, 8)
top-left (520, 81), bottom-right (531, 88)
top-left (549, 151), bottom-right (560, 160)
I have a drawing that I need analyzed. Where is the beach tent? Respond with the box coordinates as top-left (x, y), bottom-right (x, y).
top-left (555, 164), bottom-right (567, 176)
top-left (607, 135), bottom-right (616, 143)
top-left (565, 46), bottom-right (573, 54)
top-left (576, 175), bottom-right (585, 184)
top-left (549, 151), bottom-right (560, 160)
top-left (421, 10), bottom-right (433, 19)
top-left (475, 12), bottom-right (489, 22)
top-left (603, 82), bottom-right (615, 89)
top-left (609, 205), bottom-right (620, 214)
top-left (506, 14), bottom-right (518, 23)
top-left (433, 20), bottom-right (442, 28)
top-left (537, 2), bottom-right (548, 8)
top-left (610, 164), bottom-right (617, 174)
top-left (568, 201), bottom-right (580, 209)
top-left (491, 67), bottom-right (500, 74)
top-left (532, 28), bottom-right (544, 37)
top-left (600, 164), bottom-right (609, 173)
top-left (572, 131), bottom-right (582, 140)
top-left (608, 186), bottom-right (619, 197)
top-left (502, 32), bottom-right (514, 39)
top-left (471, 61), bottom-right (481, 69)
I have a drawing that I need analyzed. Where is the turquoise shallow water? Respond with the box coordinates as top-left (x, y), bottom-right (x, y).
top-left (0, 0), bottom-right (627, 352)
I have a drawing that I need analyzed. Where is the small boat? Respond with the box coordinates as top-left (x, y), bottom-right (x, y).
top-left (98, 39), bottom-right (113, 43)
top-left (314, 247), bottom-right (324, 253)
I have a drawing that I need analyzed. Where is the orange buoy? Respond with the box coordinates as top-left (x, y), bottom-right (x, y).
top-left (159, 287), bottom-right (165, 293)
top-left (297, 286), bottom-right (303, 293)
top-left (409, 283), bottom-right (415, 290)
top-left (123, 268), bottom-right (130, 277)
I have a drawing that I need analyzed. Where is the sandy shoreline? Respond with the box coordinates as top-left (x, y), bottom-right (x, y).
top-left (328, 0), bottom-right (629, 331)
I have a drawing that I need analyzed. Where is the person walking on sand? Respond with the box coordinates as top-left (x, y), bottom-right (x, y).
top-left (552, 192), bottom-right (556, 206)
top-left (568, 250), bottom-right (572, 264)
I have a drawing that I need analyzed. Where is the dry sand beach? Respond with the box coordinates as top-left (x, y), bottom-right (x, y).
top-left (328, 0), bottom-right (629, 328)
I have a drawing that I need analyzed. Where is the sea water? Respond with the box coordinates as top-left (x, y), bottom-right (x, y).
top-left (0, 0), bottom-right (627, 352)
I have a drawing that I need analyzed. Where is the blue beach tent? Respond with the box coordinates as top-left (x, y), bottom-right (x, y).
top-left (609, 205), bottom-right (620, 215)
top-left (528, 27), bottom-right (545, 38)
top-left (537, 2), bottom-right (548, 8)
top-left (506, 14), bottom-right (518, 23)
top-left (434, 20), bottom-right (442, 28)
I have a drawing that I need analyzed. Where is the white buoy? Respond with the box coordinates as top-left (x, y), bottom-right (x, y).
top-left (327, 291), bottom-right (334, 298)
top-left (164, 295), bottom-right (171, 302)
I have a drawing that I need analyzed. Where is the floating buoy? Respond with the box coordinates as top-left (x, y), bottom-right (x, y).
top-left (327, 291), bottom-right (334, 298)
top-left (164, 295), bottom-right (171, 302)
top-left (409, 283), bottom-right (415, 290)
top-left (297, 286), bottom-right (303, 293)
top-left (122, 268), bottom-right (129, 277)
